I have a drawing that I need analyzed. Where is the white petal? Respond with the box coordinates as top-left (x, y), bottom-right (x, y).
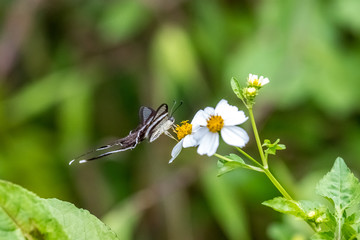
top-left (182, 134), bottom-right (198, 148)
top-left (192, 127), bottom-right (209, 141)
top-left (204, 107), bottom-right (214, 116)
top-left (191, 110), bottom-right (208, 129)
top-left (214, 100), bottom-right (248, 126)
top-left (169, 140), bottom-right (184, 163)
top-left (223, 110), bottom-right (248, 126)
top-left (249, 74), bottom-right (258, 82)
top-left (221, 126), bottom-right (249, 147)
top-left (260, 77), bottom-right (269, 86)
top-left (197, 132), bottom-right (219, 156)
top-left (214, 99), bottom-right (228, 112)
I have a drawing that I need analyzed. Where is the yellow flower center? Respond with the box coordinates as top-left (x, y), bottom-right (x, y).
top-left (251, 79), bottom-right (260, 86)
top-left (207, 115), bottom-right (224, 133)
top-left (174, 120), bottom-right (192, 140)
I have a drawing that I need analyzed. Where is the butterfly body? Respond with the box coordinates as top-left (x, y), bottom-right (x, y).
top-left (70, 103), bottom-right (175, 164)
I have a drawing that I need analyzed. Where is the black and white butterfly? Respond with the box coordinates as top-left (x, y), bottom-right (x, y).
top-left (69, 104), bottom-right (175, 165)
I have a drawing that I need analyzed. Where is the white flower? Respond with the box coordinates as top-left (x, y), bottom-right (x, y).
top-left (248, 73), bottom-right (269, 87)
top-left (169, 121), bottom-right (198, 163)
top-left (191, 99), bottom-right (249, 156)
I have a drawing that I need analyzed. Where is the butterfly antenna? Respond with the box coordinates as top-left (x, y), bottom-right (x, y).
top-left (170, 100), bottom-right (183, 116)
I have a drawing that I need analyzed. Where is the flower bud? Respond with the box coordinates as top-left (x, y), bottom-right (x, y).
top-left (307, 210), bottom-right (316, 218)
top-left (244, 87), bottom-right (257, 98)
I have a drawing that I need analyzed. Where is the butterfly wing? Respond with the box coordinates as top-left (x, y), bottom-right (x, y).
top-left (143, 104), bottom-right (175, 142)
top-left (139, 106), bottom-right (155, 125)
top-left (129, 106), bottom-right (155, 135)
top-left (70, 104), bottom-right (172, 165)
top-left (70, 107), bottom-right (154, 164)
top-left (69, 131), bottom-right (141, 164)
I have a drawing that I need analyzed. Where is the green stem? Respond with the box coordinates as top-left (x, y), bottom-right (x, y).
top-left (263, 168), bottom-right (293, 200)
top-left (235, 147), bottom-right (263, 169)
top-left (247, 107), bottom-right (292, 200)
top-left (336, 210), bottom-right (343, 240)
top-left (232, 148), bottom-right (293, 199)
top-left (248, 107), bottom-right (268, 168)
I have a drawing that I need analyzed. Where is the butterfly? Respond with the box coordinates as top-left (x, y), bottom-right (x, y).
top-left (69, 103), bottom-right (175, 165)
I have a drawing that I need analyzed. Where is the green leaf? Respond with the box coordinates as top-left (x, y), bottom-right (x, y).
top-left (346, 212), bottom-right (360, 225)
top-left (217, 161), bottom-right (244, 176)
top-left (230, 77), bottom-right (243, 100)
top-left (311, 231), bottom-right (334, 240)
top-left (263, 197), bottom-right (335, 233)
top-left (217, 154), bottom-right (258, 176)
top-left (315, 157), bottom-right (360, 212)
top-left (0, 180), bottom-right (119, 240)
top-left (46, 199), bottom-right (118, 240)
top-left (315, 158), bottom-right (360, 239)
top-left (262, 197), bottom-right (304, 218)
top-left (342, 212), bottom-right (360, 239)
top-left (341, 222), bottom-right (357, 240)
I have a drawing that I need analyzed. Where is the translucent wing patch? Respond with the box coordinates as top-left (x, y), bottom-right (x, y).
top-left (139, 106), bottom-right (155, 125)
top-left (154, 104), bottom-right (168, 119)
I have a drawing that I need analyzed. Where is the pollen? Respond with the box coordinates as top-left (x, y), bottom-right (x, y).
top-left (206, 115), bottom-right (224, 133)
top-left (174, 120), bottom-right (192, 140)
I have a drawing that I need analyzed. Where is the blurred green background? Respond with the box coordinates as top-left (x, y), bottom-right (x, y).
top-left (1, 0), bottom-right (360, 239)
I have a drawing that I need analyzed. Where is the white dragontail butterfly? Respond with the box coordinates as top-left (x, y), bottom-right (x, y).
top-left (70, 103), bottom-right (176, 165)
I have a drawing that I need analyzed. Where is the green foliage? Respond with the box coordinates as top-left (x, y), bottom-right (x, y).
top-left (217, 154), bottom-right (262, 176)
top-left (0, 180), bottom-right (118, 240)
top-left (97, 0), bottom-right (151, 43)
top-left (263, 197), bottom-right (304, 218)
top-left (217, 154), bottom-right (246, 176)
top-left (316, 157), bottom-right (360, 212)
top-left (230, 77), bottom-right (243, 100)
top-left (263, 139), bottom-right (286, 156)
top-left (264, 157), bottom-right (360, 239)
